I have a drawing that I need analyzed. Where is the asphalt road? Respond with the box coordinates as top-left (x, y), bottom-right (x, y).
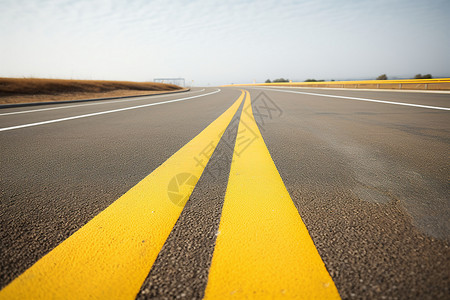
top-left (0, 87), bottom-right (449, 299)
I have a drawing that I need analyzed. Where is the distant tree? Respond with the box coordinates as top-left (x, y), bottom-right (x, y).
top-left (273, 78), bottom-right (289, 82)
top-left (305, 79), bottom-right (318, 82)
top-left (265, 79), bottom-right (272, 83)
top-left (376, 74), bottom-right (388, 80)
top-left (414, 74), bottom-right (432, 79)
top-left (331, 79), bottom-right (335, 81)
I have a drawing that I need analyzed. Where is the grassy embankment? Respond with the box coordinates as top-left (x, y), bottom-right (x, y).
top-left (0, 78), bottom-right (184, 104)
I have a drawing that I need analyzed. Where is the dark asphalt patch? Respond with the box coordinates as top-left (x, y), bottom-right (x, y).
top-left (136, 99), bottom-right (244, 299)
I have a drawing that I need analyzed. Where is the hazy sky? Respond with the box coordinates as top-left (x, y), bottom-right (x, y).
top-left (1, 0), bottom-right (449, 86)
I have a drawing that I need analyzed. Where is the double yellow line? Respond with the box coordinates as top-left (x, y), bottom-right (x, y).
top-left (0, 91), bottom-right (340, 299)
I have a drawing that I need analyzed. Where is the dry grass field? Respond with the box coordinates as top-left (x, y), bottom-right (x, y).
top-left (0, 78), bottom-right (184, 104)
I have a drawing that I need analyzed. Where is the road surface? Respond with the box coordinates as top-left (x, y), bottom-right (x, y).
top-left (0, 87), bottom-right (449, 299)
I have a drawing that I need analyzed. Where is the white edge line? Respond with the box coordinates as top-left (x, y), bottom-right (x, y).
top-left (0, 89), bottom-right (206, 116)
top-left (255, 88), bottom-right (450, 111)
top-left (0, 89), bottom-right (220, 132)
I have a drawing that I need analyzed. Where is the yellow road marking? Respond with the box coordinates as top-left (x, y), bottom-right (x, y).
top-left (0, 92), bottom-right (245, 300)
top-left (204, 91), bottom-right (340, 299)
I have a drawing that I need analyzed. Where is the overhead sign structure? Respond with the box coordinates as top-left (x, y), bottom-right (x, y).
top-left (154, 78), bottom-right (185, 87)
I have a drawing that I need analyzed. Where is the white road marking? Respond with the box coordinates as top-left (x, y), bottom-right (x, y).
top-left (0, 89), bottom-right (220, 132)
top-left (256, 88), bottom-right (450, 111)
top-left (0, 89), bottom-right (206, 116)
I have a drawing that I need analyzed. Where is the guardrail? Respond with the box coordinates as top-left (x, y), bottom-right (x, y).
top-left (226, 78), bottom-right (450, 91)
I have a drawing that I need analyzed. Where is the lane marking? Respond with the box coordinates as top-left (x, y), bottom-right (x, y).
top-left (204, 90), bottom-right (340, 299)
top-left (256, 88), bottom-right (450, 111)
top-left (0, 89), bottom-right (206, 116)
top-left (0, 89), bottom-right (219, 132)
top-left (0, 92), bottom-right (245, 299)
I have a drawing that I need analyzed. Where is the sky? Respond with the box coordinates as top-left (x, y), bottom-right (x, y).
top-left (0, 0), bottom-right (449, 86)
